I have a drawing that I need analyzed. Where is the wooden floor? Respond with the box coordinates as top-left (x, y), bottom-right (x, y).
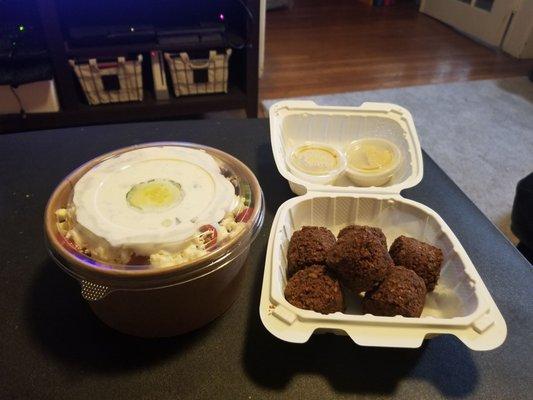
top-left (259, 0), bottom-right (533, 100)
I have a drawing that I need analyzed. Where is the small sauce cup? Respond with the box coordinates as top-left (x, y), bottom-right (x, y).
top-left (286, 143), bottom-right (346, 185)
top-left (345, 138), bottom-right (401, 187)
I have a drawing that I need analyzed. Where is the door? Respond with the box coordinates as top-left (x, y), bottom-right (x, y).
top-left (501, 0), bottom-right (533, 58)
top-left (420, 0), bottom-right (517, 47)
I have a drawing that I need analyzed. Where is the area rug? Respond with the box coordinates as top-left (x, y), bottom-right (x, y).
top-left (262, 77), bottom-right (533, 243)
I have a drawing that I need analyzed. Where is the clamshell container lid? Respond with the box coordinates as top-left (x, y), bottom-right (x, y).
top-left (269, 100), bottom-right (423, 195)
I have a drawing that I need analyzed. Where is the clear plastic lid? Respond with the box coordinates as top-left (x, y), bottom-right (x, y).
top-left (346, 138), bottom-right (400, 174)
top-left (286, 143), bottom-right (346, 185)
top-left (47, 143), bottom-right (263, 281)
top-left (289, 143), bottom-right (344, 175)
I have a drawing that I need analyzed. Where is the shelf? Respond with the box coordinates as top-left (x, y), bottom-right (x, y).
top-left (64, 38), bottom-right (234, 58)
top-left (0, 86), bottom-right (247, 133)
top-left (4, 0), bottom-right (259, 133)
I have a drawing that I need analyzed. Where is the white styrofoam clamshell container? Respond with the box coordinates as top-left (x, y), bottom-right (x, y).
top-left (261, 101), bottom-right (506, 350)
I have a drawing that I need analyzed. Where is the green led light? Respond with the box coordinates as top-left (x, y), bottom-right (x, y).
top-left (18, 25), bottom-right (25, 32)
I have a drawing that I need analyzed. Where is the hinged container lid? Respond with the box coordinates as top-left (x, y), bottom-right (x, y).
top-left (269, 100), bottom-right (424, 195)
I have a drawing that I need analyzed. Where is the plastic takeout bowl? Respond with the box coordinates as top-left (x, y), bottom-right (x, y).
top-left (45, 142), bottom-right (264, 337)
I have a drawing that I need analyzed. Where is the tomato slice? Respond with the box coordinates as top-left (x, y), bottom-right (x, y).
top-left (235, 207), bottom-right (253, 223)
top-left (199, 224), bottom-right (218, 250)
top-left (56, 233), bottom-right (78, 251)
top-left (127, 254), bottom-right (150, 265)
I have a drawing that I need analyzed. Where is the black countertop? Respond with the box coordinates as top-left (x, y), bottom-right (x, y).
top-left (0, 119), bottom-right (531, 400)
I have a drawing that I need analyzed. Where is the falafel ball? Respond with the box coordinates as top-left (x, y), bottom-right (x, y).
top-left (338, 225), bottom-right (388, 248)
top-left (287, 226), bottom-right (336, 277)
top-left (362, 265), bottom-right (427, 318)
top-left (284, 265), bottom-right (344, 314)
top-left (326, 226), bottom-right (393, 293)
top-left (389, 235), bottom-right (444, 291)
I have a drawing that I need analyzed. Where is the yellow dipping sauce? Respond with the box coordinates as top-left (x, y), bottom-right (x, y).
top-left (290, 144), bottom-right (342, 175)
top-left (348, 141), bottom-right (396, 172)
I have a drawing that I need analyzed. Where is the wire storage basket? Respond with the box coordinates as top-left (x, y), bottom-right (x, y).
top-left (69, 55), bottom-right (144, 105)
top-left (164, 49), bottom-right (232, 97)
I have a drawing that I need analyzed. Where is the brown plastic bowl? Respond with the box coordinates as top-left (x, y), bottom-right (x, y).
top-left (44, 143), bottom-right (264, 337)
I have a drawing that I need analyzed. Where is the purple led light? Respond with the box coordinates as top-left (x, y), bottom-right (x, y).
top-left (219, 13), bottom-right (225, 21)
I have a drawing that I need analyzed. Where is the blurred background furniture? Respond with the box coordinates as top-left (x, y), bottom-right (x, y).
top-left (0, 1), bottom-right (59, 116)
top-left (421, 0), bottom-right (533, 58)
top-left (0, 0), bottom-right (259, 133)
